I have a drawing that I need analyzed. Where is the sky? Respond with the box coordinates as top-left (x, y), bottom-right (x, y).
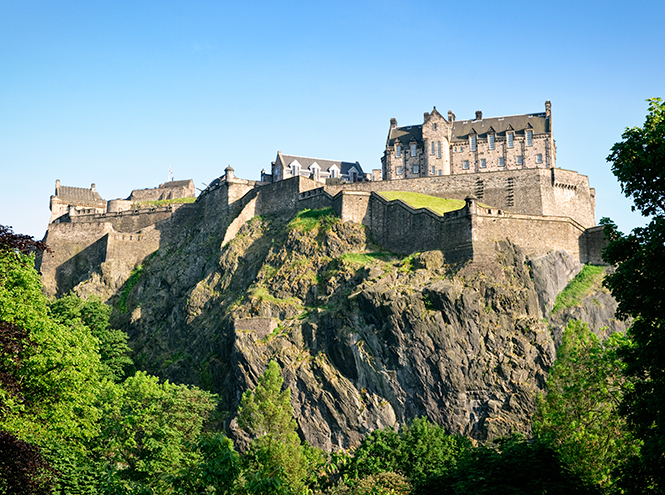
top-left (1, 1), bottom-right (663, 239)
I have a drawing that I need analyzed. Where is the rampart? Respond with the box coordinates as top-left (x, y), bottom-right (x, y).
top-left (39, 165), bottom-right (603, 297)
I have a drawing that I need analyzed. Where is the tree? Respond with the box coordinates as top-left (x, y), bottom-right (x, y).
top-left (237, 360), bottom-right (321, 494)
top-left (533, 320), bottom-right (640, 489)
top-left (416, 435), bottom-right (600, 495)
top-left (604, 97), bottom-right (665, 491)
top-left (343, 418), bottom-right (471, 487)
top-left (49, 294), bottom-right (133, 382)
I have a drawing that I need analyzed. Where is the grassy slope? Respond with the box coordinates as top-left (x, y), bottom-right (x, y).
top-left (379, 192), bottom-right (465, 215)
top-left (552, 264), bottom-right (606, 313)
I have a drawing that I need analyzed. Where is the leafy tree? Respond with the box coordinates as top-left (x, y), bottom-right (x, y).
top-left (533, 320), bottom-right (640, 489)
top-left (416, 435), bottom-right (600, 495)
top-left (172, 433), bottom-right (241, 495)
top-left (49, 294), bottom-right (133, 382)
top-left (238, 360), bottom-right (323, 494)
top-left (343, 418), bottom-right (470, 487)
top-left (95, 371), bottom-right (217, 493)
top-left (604, 97), bottom-right (665, 491)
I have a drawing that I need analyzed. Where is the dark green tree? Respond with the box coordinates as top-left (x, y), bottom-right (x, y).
top-left (416, 435), bottom-right (600, 495)
top-left (533, 320), bottom-right (640, 490)
top-left (603, 97), bottom-right (665, 491)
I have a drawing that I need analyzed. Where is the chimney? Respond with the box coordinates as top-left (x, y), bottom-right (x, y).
top-left (390, 118), bottom-right (397, 129)
top-left (91, 183), bottom-right (96, 192)
top-left (448, 110), bottom-right (455, 122)
top-left (55, 179), bottom-right (60, 194)
top-left (475, 110), bottom-right (483, 120)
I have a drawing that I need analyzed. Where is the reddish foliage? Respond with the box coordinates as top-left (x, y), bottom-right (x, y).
top-left (0, 430), bottom-right (54, 494)
top-left (0, 225), bottom-right (50, 254)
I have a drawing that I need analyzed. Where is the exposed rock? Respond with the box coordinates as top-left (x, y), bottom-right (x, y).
top-left (67, 210), bottom-right (625, 452)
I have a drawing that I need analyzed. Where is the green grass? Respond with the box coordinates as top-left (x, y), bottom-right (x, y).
top-left (251, 287), bottom-right (301, 306)
top-left (287, 207), bottom-right (336, 232)
top-left (118, 264), bottom-right (143, 313)
top-left (134, 197), bottom-right (196, 208)
top-left (552, 265), bottom-right (606, 313)
top-left (379, 192), bottom-right (465, 215)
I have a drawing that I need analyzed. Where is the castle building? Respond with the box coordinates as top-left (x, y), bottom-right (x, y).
top-left (49, 180), bottom-right (107, 223)
top-left (382, 101), bottom-right (555, 180)
top-left (265, 151), bottom-right (365, 184)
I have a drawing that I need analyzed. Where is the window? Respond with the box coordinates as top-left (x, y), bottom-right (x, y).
top-left (410, 143), bottom-right (417, 157)
top-left (499, 157), bottom-right (505, 167)
top-left (463, 160), bottom-right (469, 170)
top-left (489, 134), bottom-right (495, 150)
top-left (330, 168), bottom-right (337, 178)
top-left (437, 141), bottom-right (441, 158)
top-left (460, 146), bottom-right (464, 152)
top-left (433, 123), bottom-right (437, 130)
top-left (527, 130), bottom-right (533, 146)
top-left (396, 145), bottom-right (401, 157)
top-left (438, 170), bottom-right (442, 176)
top-left (431, 166), bottom-right (435, 174)
top-left (517, 156), bottom-right (523, 166)
top-left (507, 133), bottom-right (514, 148)
top-left (412, 165), bottom-right (419, 174)
top-left (292, 163), bottom-right (300, 176)
top-left (536, 153), bottom-right (543, 164)
top-left (480, 158), bottom-right (486, 168)
top-left (396, 166), bottom-right (403, 175)
top-left (470, 135), bottom-right (477, 151)
top-left (431, 142), bottom-right (435, 154)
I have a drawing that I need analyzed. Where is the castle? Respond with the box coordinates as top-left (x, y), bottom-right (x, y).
top-left (38, 102), bottom-right (605, 298)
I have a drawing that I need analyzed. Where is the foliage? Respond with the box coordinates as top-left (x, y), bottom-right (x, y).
top-left (551, 265), bottom-right (606, 313)
top-left (0, 430), bottom-right (53, 495)
top-left (49, 294), bottom-right (133, 381)
top-left (533, 321), bottom-right (639, 489)
top-left (603, 97), bottom-right (665, 491)
top-left (172, 433), bottom-right (241, 495)
top-left (329, 471), bottom-right (413, 495)
top-left (238, 360), bottom-right (323, 494)
top-left (379, 192), bottom-right (465, 215)
top-left (416, 435), bottom-right (600, 495)
top-left (95, 371), bottom-right (217, 492)
top-left (0, 224), bottom-right (50, 255)
top-left (342, 418), bottom-right (471, 487)
top-left (117, 264), bottom-right (143, 313)
top-left (287, 208), bottom-right (337, 232)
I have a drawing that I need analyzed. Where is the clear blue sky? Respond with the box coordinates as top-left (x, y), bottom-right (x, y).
top-left (1, 1), bottom-right (663, 238)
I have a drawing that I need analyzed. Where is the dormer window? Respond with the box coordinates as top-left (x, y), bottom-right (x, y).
top-left (470, 135), bottom-right (477, 151)
top-left (410, 143), bottom-right (417, 157)
top-left (489, 134), bottom-right (495, 150)
top-left (291, 162), bottom-right (301, 176)
top-left (526, 130), bottom-right (533, 146)
top-left (507, 133), bottom-right (514, 148)
top-left (396, 144), bottom-right (402, 158)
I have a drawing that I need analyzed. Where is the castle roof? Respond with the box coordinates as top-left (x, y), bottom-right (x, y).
top-left (54, 185), bottom-right (104, 203)
top-left (276, 153), bottom-right (364, 177)
top-left (387, 111), bottom-right (550, 146)
top-left (450, 112), bottom-right (549, 141)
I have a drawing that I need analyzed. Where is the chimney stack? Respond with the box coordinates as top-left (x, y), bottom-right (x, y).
top-left (475, 110), bottom-right (483, 120)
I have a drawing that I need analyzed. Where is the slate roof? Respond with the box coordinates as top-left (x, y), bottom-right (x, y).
top-left (387, 112), bottom-right (550, 145)
top-left (277, 153), bottom-right (364, 177)
top-left (450, 112), bottom-right (549, 142)
top-left (55, 186), bottom-right (104, 203)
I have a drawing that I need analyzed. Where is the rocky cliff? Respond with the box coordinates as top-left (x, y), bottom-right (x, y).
top-left (68, 206), bottom-right (624, 451)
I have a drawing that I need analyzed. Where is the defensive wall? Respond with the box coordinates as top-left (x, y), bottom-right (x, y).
top-left (39, 166), bottom-right (603, 297)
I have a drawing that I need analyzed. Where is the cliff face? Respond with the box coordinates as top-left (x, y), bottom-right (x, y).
top-left (72, 208), bottom-right (625, 451)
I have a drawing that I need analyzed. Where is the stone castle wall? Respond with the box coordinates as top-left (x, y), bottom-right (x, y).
top-left (39, 166), bottom-right (603, 298)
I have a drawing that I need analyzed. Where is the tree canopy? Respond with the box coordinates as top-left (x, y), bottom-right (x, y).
top-left (603, 97), bottom-right (665, 491)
